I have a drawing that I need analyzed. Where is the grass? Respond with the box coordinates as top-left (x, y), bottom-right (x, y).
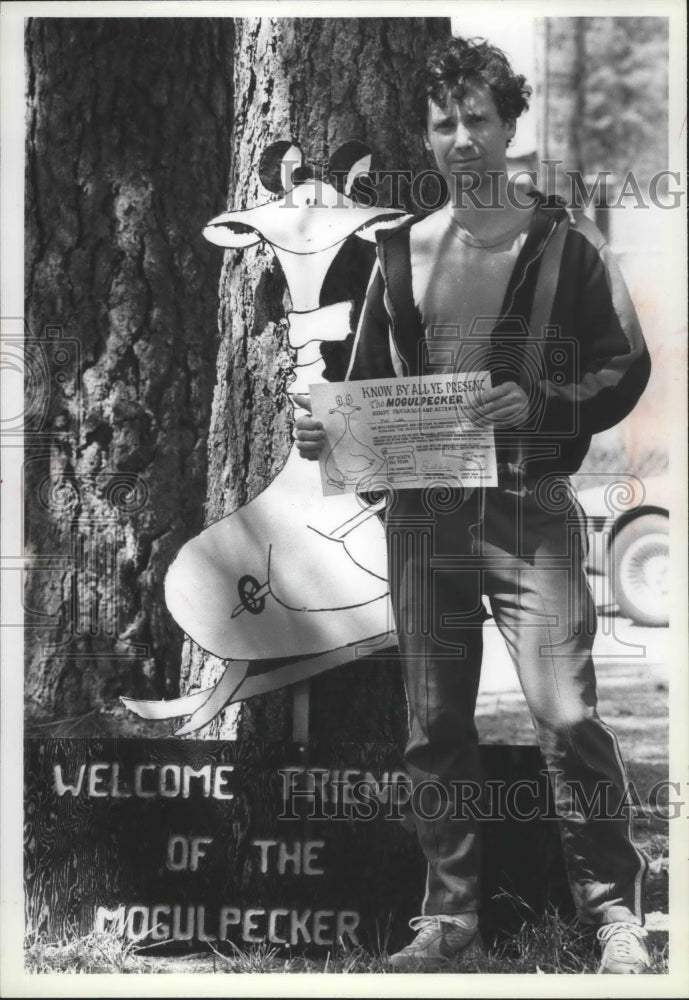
top-left (25, 905), bottom-right (668, 975)
top-left (24, 927), bottom-right (157, 975)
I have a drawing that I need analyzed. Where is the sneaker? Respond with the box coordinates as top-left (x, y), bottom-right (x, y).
top-left (597, 922), bottom-right (650, 974)
top-left (388, 914), bottom-right (481, 972)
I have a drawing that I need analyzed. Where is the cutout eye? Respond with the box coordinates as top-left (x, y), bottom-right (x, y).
top-left (259, 140), bottom-right (303, 194)
top-left (345, 393), bottom-right (353, 405)
top-left (336, 394), bottom-right (343, 405)
top-left (202, 217), bottom-right (262, 248)
top-left (327, 140), bottom-right (373, 196)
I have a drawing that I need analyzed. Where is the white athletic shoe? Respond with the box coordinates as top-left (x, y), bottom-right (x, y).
top-left (597, 922), bottom-right (651, 974)
top-left (388, 913), bottom-right (482, 972)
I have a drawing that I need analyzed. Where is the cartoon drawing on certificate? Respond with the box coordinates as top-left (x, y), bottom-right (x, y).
top-left (324, 394), bottom-right (384, 489)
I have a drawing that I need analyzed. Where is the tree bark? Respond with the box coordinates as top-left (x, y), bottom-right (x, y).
top-left (24, 18), bottom-right (234, 722)
top-left (180, 17), bottom-right (451, 740)
top-left (536, 17), bottom-right (585, 191)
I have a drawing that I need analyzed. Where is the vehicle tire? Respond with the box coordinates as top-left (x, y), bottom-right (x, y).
top-left (611, 513), bottom-right (669, 626)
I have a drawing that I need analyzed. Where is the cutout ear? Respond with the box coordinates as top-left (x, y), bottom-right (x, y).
top-left (328, 140), bottom-right (373, 196)
top-left (259, 140), bottom-right (303, 194)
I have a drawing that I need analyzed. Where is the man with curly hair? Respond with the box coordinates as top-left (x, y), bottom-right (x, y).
top-left (296, 34), bottom-right (651, 974)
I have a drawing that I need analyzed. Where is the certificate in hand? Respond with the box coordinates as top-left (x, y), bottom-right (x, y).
top-left (309, 372), bottom-right (498, 496)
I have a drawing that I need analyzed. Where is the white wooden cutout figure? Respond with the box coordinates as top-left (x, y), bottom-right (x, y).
top-left (123, 140), bottom-right (408, 733)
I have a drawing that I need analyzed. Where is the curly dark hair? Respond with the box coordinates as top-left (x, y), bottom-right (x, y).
top-left (412, 35), bottom-right (532, 134)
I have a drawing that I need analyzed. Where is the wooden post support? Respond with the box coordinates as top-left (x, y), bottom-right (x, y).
top-left (292, 680), bottom-right (310, 743)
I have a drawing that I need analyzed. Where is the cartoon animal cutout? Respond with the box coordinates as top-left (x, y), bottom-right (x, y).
top-left (122, 141), bottom-right (407, 734)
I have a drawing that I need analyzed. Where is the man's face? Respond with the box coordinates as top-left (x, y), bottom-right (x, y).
top-left (425, 82), bottom-right (515, 196)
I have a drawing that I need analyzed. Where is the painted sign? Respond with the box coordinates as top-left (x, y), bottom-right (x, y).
top-left (25, 739), bottom-right (573, 952)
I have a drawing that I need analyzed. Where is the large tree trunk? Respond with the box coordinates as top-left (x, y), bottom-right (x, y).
top-left (535, 17), bottom-right (585, 192)
top-left (24, 18), bottom-right (234, 724)
top-left (180, 17), bottom-right (451, 740)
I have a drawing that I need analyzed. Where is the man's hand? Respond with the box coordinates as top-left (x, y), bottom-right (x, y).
top-left (293, 393), bottom-right (326, 460)
top-left (470, 381), bottom-right (530, 428)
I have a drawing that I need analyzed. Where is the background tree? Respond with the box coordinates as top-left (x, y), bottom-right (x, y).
top-left (536, 16), bottom-right (668, 189)
top-left (24, 18), bottom-right (234, 727)
top-left (581, 17), bottom-right (668, 183)
top-left (24, 16), bottom-right (451, 737)
top-left (535, 17), bottom-right (585, 188)
top-left (179, 17), bottom-right (451, 740)
top-left (535, 16), bottom-right (670, 478)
